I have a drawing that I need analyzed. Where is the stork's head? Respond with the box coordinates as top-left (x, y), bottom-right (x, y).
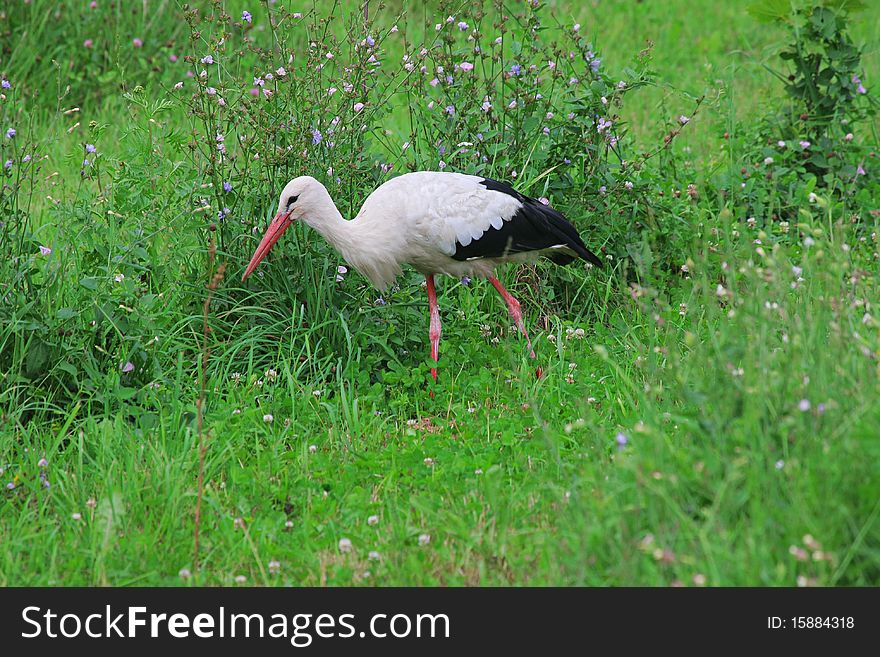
top-left (242, 176), bottom-right (326, 281)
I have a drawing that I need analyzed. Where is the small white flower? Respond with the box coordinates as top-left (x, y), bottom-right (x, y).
top-left (367, 515), bottom-right (379, 526)
top-left (418, 533), bottom-right (431, 546)
top-left (309, 444), bottom-right (317, 454)
top-left (234, 575), bottom-right (247, 584)
top-left (263, 413), bottom-right (274, 423)
top-left (338, 537), bottom-right (353, 553)
top-left (368, 550), bottom-right (381, 561)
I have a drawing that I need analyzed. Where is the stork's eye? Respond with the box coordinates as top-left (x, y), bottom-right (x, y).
top-left (286, 194), bottom-right (299, 209)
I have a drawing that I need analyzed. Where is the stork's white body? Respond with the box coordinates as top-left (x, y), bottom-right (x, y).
top-left (344, 172), bottom-right (528, 288)
top-left (243, 171), bottom-right (602, 385)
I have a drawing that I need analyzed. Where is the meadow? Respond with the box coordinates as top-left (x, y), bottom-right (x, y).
top-left (1, 0), bottom-right (878, 586)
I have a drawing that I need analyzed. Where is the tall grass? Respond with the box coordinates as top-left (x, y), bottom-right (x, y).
top-left (0, 1), bottom-right (878, 586)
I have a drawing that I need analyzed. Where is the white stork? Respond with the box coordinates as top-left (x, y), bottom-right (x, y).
top-left (242, 171), bottom-right (602, 382)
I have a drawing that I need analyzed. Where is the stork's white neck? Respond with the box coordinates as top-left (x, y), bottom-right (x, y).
top-left (300, 190), bottom-right (353, 252)
top-left (300, 187), bottom-right (402, 290)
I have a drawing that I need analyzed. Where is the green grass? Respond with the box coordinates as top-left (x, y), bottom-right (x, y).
top-left (1, 1), bottom-right (879, 586)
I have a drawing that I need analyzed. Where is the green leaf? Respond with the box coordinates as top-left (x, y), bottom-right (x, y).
top-left (747, 0), bottom-right (791, 22)
top-left (822, 0), bottom-right (866, 13)
top-left (79, 277), bottom-right (98, 290)
top-left (56, 362), bottom-right (78, 377)
top-left (57, 308), bottom-right (79, 320)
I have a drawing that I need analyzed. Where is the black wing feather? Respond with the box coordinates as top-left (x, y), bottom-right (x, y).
top-left (451, 178), bottom-right (603, 268)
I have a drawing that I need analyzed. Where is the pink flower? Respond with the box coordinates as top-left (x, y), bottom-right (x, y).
top-left (169, 54), bottom-right (178, 63)
top-left (132, 38), bottom-right (143, 48)
top-left (90, 1), bottom-right (97, 8)
top-left (39, 245), bottom-right (52, 256)
top-left (121, 362), bottom-right (135, 373)
top-left (459, 62), bottom-right (474, 71)
top-left (353, 102), bottom-right (365, 112)
top-left (84, 39), bottom-right (94, 49)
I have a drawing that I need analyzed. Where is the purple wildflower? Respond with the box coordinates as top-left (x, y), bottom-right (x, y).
top-left (223, 181), bottom-right (233, 193)
top-left (86, 144), bottom-right (96, 153)
top-left (218, 207), bottom-right (231, 220)
top-left (852, 75), bottom-right (867, 94)
top-left (1, 79), bottom-right (10, 90)
top-left (590, 58), bottom-right (601, 72)
top-left (461, 276), bottom-right (471, 286)
top-left (458, 21), bottom-right (469, 31)
top-left (799, 140), bottom-right (811, 149)
top-left (615, 432), bottom-right (628, 450)
top-left (121, 361), bottom-right (135, 373)
top-left (3, 160), bottom-right (11, 169)
top-left (242, 10), bottom-right (252, 23)
top-left (444, 105), bottom-right (455, 116)
top-left (39, 245), bottom-right (52, 256)
top-left (510, 63), bottom-right (522, 76)
top-left (6, 128), bottom-right (15, 139)
top-left (311, 128), bottom-right (322, 145)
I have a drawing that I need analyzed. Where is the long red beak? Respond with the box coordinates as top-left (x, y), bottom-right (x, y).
top-left (242, 212), bottom-right (292, 281)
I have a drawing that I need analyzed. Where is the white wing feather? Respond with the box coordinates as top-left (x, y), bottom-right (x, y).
top-left (356, 171), bottom-right (521, 256)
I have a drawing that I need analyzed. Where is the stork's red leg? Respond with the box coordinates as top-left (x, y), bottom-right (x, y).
top-left (426, 275), bottom-right (441, 383)
top-left (489, 276), bottom-right (537, 361)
